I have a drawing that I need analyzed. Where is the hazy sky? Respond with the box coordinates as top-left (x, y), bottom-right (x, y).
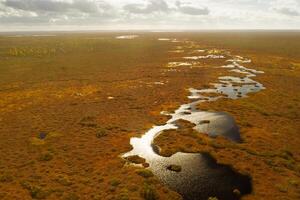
top-left (0, 0), bottom-right (299, 31)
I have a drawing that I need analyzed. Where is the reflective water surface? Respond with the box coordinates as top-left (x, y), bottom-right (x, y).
top-left (123, 39), bottom-right (265, 200)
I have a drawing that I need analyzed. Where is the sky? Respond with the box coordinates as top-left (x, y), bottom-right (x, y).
top-left (0, 0), bottom-right (299, 31)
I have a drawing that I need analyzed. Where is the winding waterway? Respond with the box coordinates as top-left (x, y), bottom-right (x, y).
top-left (122, 39), bottom-right (265, 200)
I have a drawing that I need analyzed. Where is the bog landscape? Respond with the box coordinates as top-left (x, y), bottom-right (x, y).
top-left (0, 31), bottom-right (299, 200)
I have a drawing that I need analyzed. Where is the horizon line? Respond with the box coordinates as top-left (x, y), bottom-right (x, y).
top-left (0, 28), bottom-right (300, 34)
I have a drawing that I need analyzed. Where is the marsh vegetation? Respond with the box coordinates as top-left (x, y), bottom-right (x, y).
top-left (0, 31), bottom-right (299, 200)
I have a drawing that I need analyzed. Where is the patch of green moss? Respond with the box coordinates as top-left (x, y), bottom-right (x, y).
top-left (20, 181), bottom-right (50, 199)
top-left (136, 169), bottom-right (154, 178)
top-left (167, 165), bottom-right (182, 172)
top-left (110, 179), bottom-right (121, 187)
top-left (0, 173), bottom-right (13, 183)
top-left (125, 155), bottom-right (146, 164)
top-left (118, 189), bottom-right (130, 200)
top-left (140, 184), bottom-right (158, 200)
top-left (96, 128), bottom-right (107, 138)
top-left (38, 152), bottom-right (54, 162)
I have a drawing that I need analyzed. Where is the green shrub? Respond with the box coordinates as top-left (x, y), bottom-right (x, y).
top-left (110, 179), bottom-right (121, 187)
top-left (167, 165), bottom-right (182, 172)
top-left (38, 152), bottom-right (53, 161)
top-left (125, 155), bottom-right (145, 164)
top-left (136, 169), bottom-right (154, 178)
top-left (140, 184), bottom-right (158, 200)
top-left (0, 174), bottom-right (13, 183)
top-left (96, 128), bottom-right (107, 138)
top-left (20, 181), bottom-right (50, 199)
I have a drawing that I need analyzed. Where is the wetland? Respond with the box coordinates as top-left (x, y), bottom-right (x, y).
top-left (0, 31), bottom-right (299, 200)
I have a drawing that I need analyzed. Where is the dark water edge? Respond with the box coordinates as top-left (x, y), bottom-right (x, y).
top-left (122, 44), bottom-right (259, 200)
top-left (150, 152), bottom-right (252, 200)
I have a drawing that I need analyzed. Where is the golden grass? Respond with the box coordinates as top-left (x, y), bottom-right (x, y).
top-left (0, 32), bottom-right (299, 199)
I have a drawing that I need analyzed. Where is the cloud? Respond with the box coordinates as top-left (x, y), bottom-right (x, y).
top-left (273, 7), bottom-right (299, 16)
top-left (0, 0), bottom-right (299, 30)
top-left (0, 0), bottom-right (116, 25)
top-left (123, 0), bottom-right (169, 14)
top-left (271, 0), bottom-right (300, 16)
top-left (123, 0), bottom-right (209, 16)
top-left (176, 1), bottom-right (209, 15)
top-left (3, 0), bottom-right (103, 13)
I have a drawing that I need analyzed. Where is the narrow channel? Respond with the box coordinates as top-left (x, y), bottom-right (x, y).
top-left (122, 39), bottom-right (265, 200)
